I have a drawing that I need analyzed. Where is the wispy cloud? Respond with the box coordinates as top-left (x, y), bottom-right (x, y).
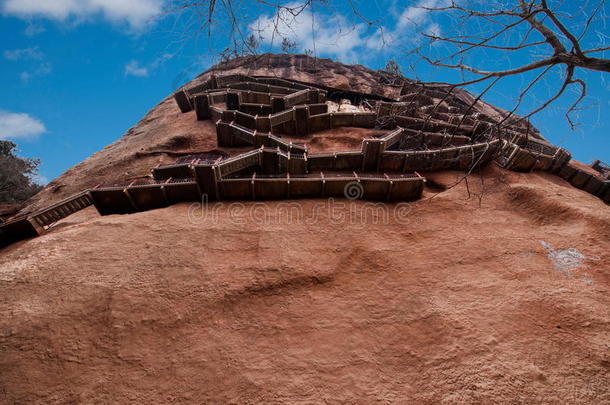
top-left (124, 53), bottom-right (173, 78)
top-left (24, 21), bottom-right (45, 36)
top-left (3, 47), bottom-right (43, 61)
top-left (425, 22), bottom-right (442, 38)
top-left (20, 62), bottom-right (52, 82)
top-left (366, 0), bottom-right (449, 50)
top-left (31, 174), bottom-right (49, 185)
top-left (250, 5), bottom-right (369, 62)
top-left (4, 47), bottom-right (52, 82)
top-left (1, 0), bottom-right (164, 30)
top-left (397, 0), bottom-right (445, 30)
top-left (249, 0), bottom-right (448, 61)
top-left (124, 60), bottom-right (149, 77)
top-left (0, 110), bottom-right (47, 140)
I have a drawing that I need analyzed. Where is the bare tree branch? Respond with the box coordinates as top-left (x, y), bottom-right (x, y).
top-left (168, 0), bottom-right (609, 130)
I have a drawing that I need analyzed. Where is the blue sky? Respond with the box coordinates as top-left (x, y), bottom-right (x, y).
top-left (0, 0), bottom-right (608, 183)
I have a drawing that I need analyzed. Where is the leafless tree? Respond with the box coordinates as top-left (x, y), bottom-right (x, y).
top-left (383, 60), bottom-right (402, 76)
top-left (167, 0), bottom-right (609, 128)
top-left (280, 37), bottom-right (297, 53)
top-left (417, 0), bottom-right (609, 129)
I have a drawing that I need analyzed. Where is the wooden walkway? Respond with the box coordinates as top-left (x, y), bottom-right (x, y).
top-left (1, 73), bottom-right (608, 248)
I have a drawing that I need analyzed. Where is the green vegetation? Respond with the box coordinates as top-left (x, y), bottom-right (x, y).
top-left (0, 140), bottom-right (43, 203)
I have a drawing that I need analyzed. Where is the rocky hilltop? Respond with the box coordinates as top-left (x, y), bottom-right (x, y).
top-left (17, 53), bottom-right (545, 215)
top-left (0, 54), bottom-right (609, 404)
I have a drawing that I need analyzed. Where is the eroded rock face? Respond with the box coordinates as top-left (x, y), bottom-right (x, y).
top-left (0, 166), bottom-right (609, 403)
top-left (1, 54), bottom-right (609, 404)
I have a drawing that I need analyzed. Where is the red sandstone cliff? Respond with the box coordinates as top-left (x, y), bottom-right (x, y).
top-left (0, 54), bottom-right (609, 404)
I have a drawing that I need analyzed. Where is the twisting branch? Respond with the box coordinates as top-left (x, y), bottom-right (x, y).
top-left (417, 0), bottom-right (609, 129)
top-left (168, 0), bottom-right (609, 130)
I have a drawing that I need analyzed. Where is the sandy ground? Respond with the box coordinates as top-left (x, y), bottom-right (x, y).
top-left (1, 165), bottom-right (609, 404)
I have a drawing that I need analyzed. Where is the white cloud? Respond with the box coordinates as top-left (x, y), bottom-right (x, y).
top-left (0, 110), bottom-right (47, 140)
top-left (369, 0), bottom-right (449, 49)
top-left (124, 60), bottom-right (149, 77)
top-left (249, 0), bottom-right (448, 61)
top-left (124, 53), bottom-right (174, 78)
top-left (397, 0), bottom-right (445, 30)
top-left (1, 0), bottom-right (164, 29)
top-left (31, 174), bottom-right (49, 185)
top-left (19, 62), bottom-right (52, 82)
top-left (24, 22), bottom-right (45, 36)
top-left (425, 22), bottom-right (442, 38)
top-left (4, 47), bottom-right (52, 82)
top-left (250, 5), bottom-right (368, 61)
top-left (3, 47), bottom-right (43, 60)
